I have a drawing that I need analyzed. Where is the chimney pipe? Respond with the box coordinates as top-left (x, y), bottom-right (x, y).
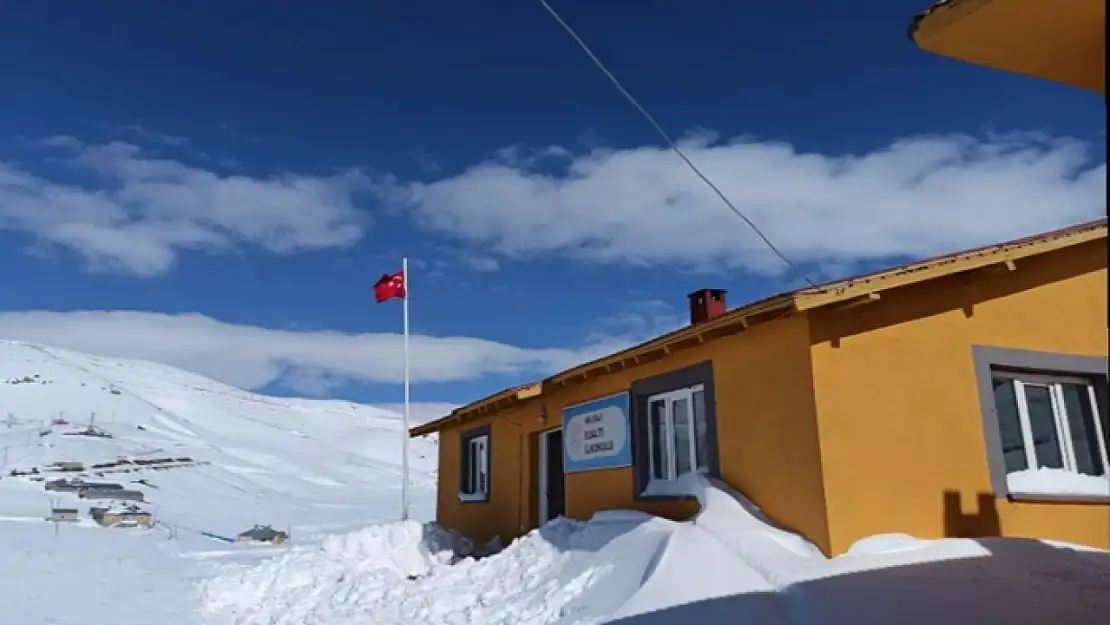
top-left (688, 289), bottom-right (728, 325)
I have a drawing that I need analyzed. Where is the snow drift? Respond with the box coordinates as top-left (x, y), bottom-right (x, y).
top-left (200, 475), bottom-right (1110, 625)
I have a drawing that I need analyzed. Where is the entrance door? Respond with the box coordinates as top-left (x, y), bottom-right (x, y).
top-left (538, 427), bottom-right (565, 524)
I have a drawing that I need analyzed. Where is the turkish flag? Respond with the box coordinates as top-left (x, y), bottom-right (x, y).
top-left (373, 271), bottom-right (406, 303)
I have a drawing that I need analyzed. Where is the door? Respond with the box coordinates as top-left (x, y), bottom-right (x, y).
top-left (538, 427), bottom-right (565, 524)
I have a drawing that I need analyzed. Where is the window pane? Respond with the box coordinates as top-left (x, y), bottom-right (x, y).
top-left (1024, 384), bottom-right (1064, 469)
top-left (672, 398), bottom-right (692, 476)
top-left (477, 439), bottom-right (488, 493)
top-left (992, 378), bottom-right (1028, 473)
top-left (693, 390), bottom-right (709, 472)
top-left (462, 440), bottom-right (473, 493)
top-left (1061, 384), bottom-right (1105, 477)
top-left (467, 438), bottom-right (480, 493)
top-left (649, 399), bottom-right (670, 480)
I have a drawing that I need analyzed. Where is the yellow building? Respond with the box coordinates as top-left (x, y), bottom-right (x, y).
top-left (909, 0), bottom-right (1105, 93)
top-left (412, 219), bottom-right (1108, 556)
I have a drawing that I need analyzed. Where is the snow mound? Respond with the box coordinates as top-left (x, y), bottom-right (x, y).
top-left (200, 477), bottom-right (1110, 625)
top-left (689, 475), bottom-right (825, 582)
top-left (200, 516), bottom-right (671, 625)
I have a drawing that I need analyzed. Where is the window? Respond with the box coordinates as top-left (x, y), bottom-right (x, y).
top-left (459, 426), bottom-right (491, 503)
top-left (644, 384), bottom-right (710, 493)
top-left (973, 346), bottom-right (1110, 501)
top-left (990, 371), bottom-right (1109, 497)
top-left (630, 361), bottom-right (719, 500)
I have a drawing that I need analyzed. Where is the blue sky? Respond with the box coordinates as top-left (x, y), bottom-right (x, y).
top-left (0, 0), bottom-right (1104, 416)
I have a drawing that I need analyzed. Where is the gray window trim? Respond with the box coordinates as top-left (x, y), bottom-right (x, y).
top-left (459, 424), bottom-right (492, 504)
top-left (971, 345), bottom-right (1110, 503)
top-left (629, 361), bottom-right (720, 502)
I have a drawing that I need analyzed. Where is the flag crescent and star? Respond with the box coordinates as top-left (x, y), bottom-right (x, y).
top-left (373, 271), bottom-right (406, 303)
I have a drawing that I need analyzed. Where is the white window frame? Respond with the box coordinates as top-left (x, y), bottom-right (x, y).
top-left (643, 384), bottom-right (707, 496)
top-left (459, 433), bottom-right (489, 503)
top-left (992, 371), bottom-right (1110, 479)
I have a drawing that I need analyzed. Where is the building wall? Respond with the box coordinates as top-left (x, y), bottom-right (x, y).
top-left (433, 313), bottom-right (833, 553)
top-left (809, 239), bottom-right (1109, 555)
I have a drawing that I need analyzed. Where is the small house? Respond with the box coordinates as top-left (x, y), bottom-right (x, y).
top-left (236, 525), bottom-right (288, 545)
top-left (47, 508), bottom-right (79, 523)
top-left (79, 487), bottom-right (144, 502)
top-left (91, 505), bottom-right (153, 528)
top-left (413, 220), bottom-right (1109, 556)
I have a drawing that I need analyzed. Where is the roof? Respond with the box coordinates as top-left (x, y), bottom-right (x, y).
top-left (239, 525), bottom-right (287, 539)
top-left (909, 0), bottom-right (1105, 93)
top-left (411, 218), bottom-right (1107, 437)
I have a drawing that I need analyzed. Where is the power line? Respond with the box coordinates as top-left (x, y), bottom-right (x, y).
top-left (536, 0), bottom-right (818, 287)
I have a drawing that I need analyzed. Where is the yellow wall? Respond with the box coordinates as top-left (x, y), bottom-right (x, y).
top-left (809, 239), bottom-right (1109, 555)
top-left (432, 313), bottom-right (833, 553)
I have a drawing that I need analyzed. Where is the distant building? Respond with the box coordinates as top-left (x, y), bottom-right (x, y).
top-left (47, 478), bottom-right (124, 492)
top-left (45, 478), bottom-right (85, 492)
top-left (63, 425), bottom-right (112, 439)
top-left (79, 488), bottom-right (144, 502)
top-left (47, 508), bottom-right (79, 523)
top-left (52, 461), bottom-right (85, 471)
top-left (236, 525), bottom-right (288, 545)
top-left (90, 505), bottom-right (153, 528)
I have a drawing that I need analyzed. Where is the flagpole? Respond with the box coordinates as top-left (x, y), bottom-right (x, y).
top-left (401, 257), bottom-right (411, 522)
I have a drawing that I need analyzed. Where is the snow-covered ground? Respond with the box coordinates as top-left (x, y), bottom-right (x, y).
top-left (199, 475), bottom-right (1110, 625)
top-left (3, 339), bottom-right (1108, 625)
top-left (0, 339), bottom-right (438, 624)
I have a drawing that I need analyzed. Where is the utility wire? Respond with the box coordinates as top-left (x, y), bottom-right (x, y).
top-left (537, 0), bottom-right (818, 287)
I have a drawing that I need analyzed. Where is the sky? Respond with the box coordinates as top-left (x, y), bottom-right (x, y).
top-left (0, 0), bottom-right (1105, 415)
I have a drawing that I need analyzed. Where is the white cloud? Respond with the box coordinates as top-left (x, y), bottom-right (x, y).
top-left (0, 137), bottom-right (370, 276)
top-left (458, 253), bottom-right (500, 272)
top-left (389, 132), bottom-right (1106, 275)
top-left (116, 124), bottom-right (192, 148)
top-left (0, 310), bottom-right (626, 395)
top-left (587, 298), bottom-right (684, 343)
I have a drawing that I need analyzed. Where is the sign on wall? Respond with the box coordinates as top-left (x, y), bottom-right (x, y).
top-left (562, 392), bottom-right (631, 474)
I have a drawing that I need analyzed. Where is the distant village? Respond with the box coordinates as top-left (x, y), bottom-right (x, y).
top-left (3, 400), bottom-right (289, 545)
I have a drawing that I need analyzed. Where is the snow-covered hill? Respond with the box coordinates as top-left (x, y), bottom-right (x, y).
top-left (0, 339), bottom-right (438, 624)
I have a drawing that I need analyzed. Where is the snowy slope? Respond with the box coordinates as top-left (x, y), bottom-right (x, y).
top-left (0, 339), bottom-right (438, 624)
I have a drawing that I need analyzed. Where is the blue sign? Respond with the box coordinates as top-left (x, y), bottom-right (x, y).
top-left (562, 393), bottom-right (631, 473)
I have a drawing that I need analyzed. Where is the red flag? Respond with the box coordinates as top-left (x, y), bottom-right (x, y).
top-left (373, 271), bottom-right (406, 303)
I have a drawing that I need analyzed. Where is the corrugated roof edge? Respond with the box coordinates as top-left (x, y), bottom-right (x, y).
top-left (411, 218), bottom-right (1107, 437)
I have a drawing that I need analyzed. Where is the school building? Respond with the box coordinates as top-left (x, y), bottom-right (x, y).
top-left (411, 219), bottom-right (1109, 556)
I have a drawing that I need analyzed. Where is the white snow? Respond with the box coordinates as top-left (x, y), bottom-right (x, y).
top-left (200, 474), bottom-right (1110, 625)
top-left (1007, 467), bottom-right (1110, 498)
top-left (4, 339), bottom-right (1109, 625)
top-left (0, 339), bottom-right (439, 625)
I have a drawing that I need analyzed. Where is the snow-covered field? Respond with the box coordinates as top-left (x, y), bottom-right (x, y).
top-left (2, 339), bottom-right (1108, 625)
top-left (0, 339), bottom-right (438, 624)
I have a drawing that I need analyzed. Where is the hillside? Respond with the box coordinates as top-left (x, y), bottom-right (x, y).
top-left (0, 339), bottom-right (438, 624)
